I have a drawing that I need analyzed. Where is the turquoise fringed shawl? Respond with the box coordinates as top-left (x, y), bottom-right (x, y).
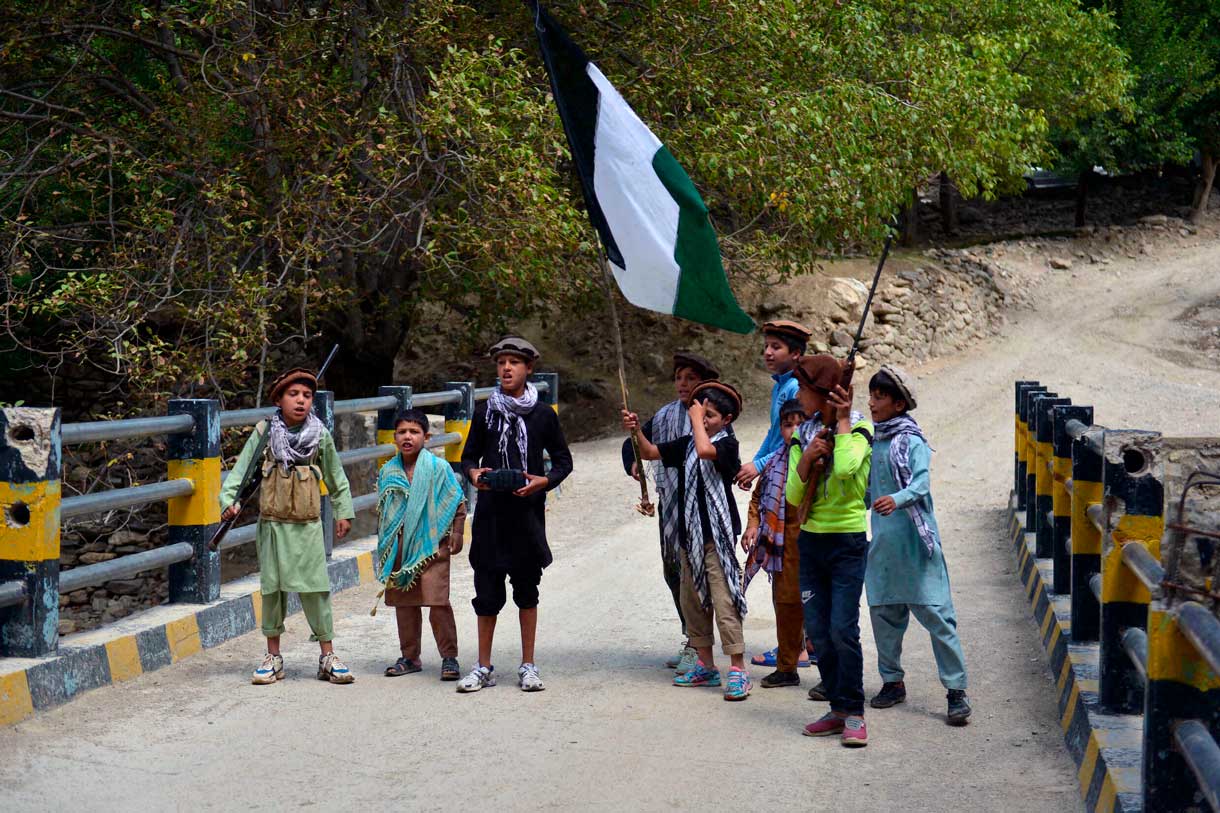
top-left (375, 450), bottom-right (464, 592)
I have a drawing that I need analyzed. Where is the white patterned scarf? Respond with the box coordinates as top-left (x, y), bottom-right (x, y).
top-left (682, 429), bottom-right (746, 617)
top-left (874, 414), bottom-right (939, 556)
top-left (650, 399), bottom-right (690, 560)
top-left (267, 410), bottom-right (324, 472)
top-left (486, 382), bottom-right (538, 467)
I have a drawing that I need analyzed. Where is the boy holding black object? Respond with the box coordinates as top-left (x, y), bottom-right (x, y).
top-left (620, 351), bottom-right (720, 673)
top-left (865, 365), bottom-right (971, 725)
top-left (625, 381), bottom-right (752, 701)
top-left (459, 336), bottom-right (573, 693)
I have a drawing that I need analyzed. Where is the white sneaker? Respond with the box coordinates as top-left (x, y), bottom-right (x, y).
top-left (251, 652), bottom-right (284, 685)
top-left (456, 664), bottom-right (496, 693)
top-left (518, 662), bottom-right (545, 692)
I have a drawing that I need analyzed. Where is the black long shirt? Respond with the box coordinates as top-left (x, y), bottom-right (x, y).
top-left (460, 401), bottom-right (573, 570)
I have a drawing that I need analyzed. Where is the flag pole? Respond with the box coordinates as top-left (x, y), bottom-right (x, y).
top-left (597, 251), bottom-right (656, 517)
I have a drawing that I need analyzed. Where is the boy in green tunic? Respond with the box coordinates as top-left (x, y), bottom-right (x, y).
top-left (864, 365), bottom-right (971, 725)
top-left (220, 367), bottom-right (357, 685)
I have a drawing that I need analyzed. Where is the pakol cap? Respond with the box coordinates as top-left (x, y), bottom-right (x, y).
top-left (268, 367), bottom-right (318, 403)
top-left (489, 335), bottom-right (540, 362)
top-left (672, 351), bottom-right (720, 380)
top-left (793, 354), bottom-right (842, 393)
top-left (875, 364), bottom-right (918, 410)
top-left (762, 320), bottom-right (813, 346)
top-left (691, 380), bottom-right (744, 417)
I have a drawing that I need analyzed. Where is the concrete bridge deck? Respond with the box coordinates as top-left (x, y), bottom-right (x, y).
top-left (3, 240), bottom-right (1218, 811)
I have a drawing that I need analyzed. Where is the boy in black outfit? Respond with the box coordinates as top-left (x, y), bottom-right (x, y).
top-left (458, 336), bottom-right (573, 693)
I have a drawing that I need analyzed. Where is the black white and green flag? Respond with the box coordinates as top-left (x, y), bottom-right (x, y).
top-left (534, 6), bottom-right (755, 334)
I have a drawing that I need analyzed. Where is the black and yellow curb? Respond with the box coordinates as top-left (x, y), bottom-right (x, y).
top-left (1007, 499), bottom-right (1144, 813)
top-left (0, 537), bottom-right (379, 729)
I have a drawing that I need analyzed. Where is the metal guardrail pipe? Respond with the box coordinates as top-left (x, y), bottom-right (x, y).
top-left (59, 542), bottom-right (195, 594)
top-left (412, 391), bottom-right (463, 408)
top-left (1120, 542), bottom-right (1165, 594)
top-left (1090, 574), bottom-right (1103, 602)
top-left (219, 407), bottom-right (276, 428)
top-left (1121, 627), bottom-right (1149, 685)
top-left (217, 522), bottom-right (257, 552)
top-left (352, 492), bottom-right (377, 513)
top-left (426, 432), bottom-right (461, 449)
top-left (0, 580), bottom-right (27, 609)
top-left (62, 413), bottom-right (196, 445)
top-left (333, 395), bottom-right (398, 415)
top-left (60, 478), bottom-right (194, 519)
top-left (338, 444), bottom-right (396, 467)
top-left (1178, 602), bottom-right (1220, 678)
top-left (1087, 503), bottom-right (1106, 535)
top-left (1065, 418), bottom-right (1090, 441)
top-left (1173, 720), bottom-right (1220, 813)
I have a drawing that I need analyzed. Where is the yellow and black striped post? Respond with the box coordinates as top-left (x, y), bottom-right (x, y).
top-left (0, 408), bottom-right (61, 657)
top-left (1033, 395), bottom-right (1070, 558)
top-left (530, 372), bottom-right (560, 415)
top-left (313, 390), bottom-right (336, 559)
top-left (166, 399), bottom-right (222, 604)
top-left (1070, 426), bottom-right (1104, 642)
top-left (1014, 381), bottom-right (1039, 501)
top-left (1099, 429), bottom-right (1162, 714)
top-left (1016, 383), bottom-right (1047, 513)
top-left (1051, 405), bottom-right (1092, 595)
top-left (1026, 391), bottom-right (1059, 537)
top-left (376, 386), bottom-right (413, 471)
top-left (442, 382), bottom-right (474, 465)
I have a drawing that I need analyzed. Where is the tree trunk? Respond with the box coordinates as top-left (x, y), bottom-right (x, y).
top-left (900, 187), bottom-right (919, 246)
top-left (1074, 167), bottom-right (1094, 228)
top-left (939, 171), bottom-right (957, 235)
top-left (1190, 151), bottom-right (1217, 224)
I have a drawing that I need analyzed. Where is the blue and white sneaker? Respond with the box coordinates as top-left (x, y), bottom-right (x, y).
top-left (317, 652), bottom-right (355, 684)
top-left (457, 663), bottom-right (496, 693)
top-left (251, 653), bottom-right (283, 685)
top-left (673, 661), bottom-right (722, 687)
top-left (724, 667), bottom-right (752, 701)
top-left (518, 662), bottom-right (545, 692)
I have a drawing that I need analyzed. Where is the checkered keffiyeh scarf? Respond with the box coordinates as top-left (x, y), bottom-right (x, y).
top-left (486, 382), bottom-right (538, 468)
top-left (683, 429), bottom-right (746, 617)
top-left (742, 438), bottom-right (791, 591)
top-left (874, 414), bottom-right (939, 556)
top-left (267, 410), bottom-right (324, 472)
top-left (650, 400), bottom-right (690, 560)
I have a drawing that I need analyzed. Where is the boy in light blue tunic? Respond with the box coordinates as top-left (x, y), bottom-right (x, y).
top-left (865, 365), bottom-right (971, 726)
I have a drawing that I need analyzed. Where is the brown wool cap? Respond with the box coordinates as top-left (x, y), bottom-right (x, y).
top-left (268, 367), bottom-right (318, 403)
top-left (489, 335), bottom-right (540, 362)
top-left (793, 354), bottom-right (842, 393)
top-left (762, 320), bottom-right (813, 345)
top-left (672, 351), bottom-right (720, 381)
top-left (876, 364), bottom-right (918, 410)
top-left (690, 380), bottom-right (744, 417)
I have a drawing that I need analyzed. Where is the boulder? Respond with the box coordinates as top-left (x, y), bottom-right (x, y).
top-left (1048, 257), bottom-right (1072, 270)
top-left (1139, 214), bottom-right (1168, 226)
top-left (106, 579), bottom-right (145, 597)
top-left (80, 552), bottom-right (117, 564)
top-left (830, 329), bottom-right (854, 347)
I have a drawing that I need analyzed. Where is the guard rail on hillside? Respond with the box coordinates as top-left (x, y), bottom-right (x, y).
top-left (0, 373), bottom-right (559, 659)
top-left (1013, 380), bottom-right (1220, 812)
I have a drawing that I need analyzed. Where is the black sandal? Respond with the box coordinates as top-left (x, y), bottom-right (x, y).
top-left (385, 657), bottom-right (421, 677)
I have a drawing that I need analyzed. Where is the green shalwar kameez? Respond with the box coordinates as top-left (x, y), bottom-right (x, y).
top-left (220, 422), bottom-right (355, 641)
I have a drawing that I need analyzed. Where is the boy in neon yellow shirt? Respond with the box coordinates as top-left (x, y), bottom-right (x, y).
top-left (784, 355), bottom-right (873, 747)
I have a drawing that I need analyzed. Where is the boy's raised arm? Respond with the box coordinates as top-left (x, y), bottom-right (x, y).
top-left (689, 402), bottom-right (717, 460)
top-left (623, 409), bottom-right (662, 461)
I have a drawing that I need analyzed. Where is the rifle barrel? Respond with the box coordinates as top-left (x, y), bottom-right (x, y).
top-left (847, 232), bottom-right (895, 364)
top-left (317, 344), bottom-right (340, 383)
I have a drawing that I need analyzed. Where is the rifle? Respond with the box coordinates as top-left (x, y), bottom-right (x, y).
top-left (796, 233), bottom-right (894, 524)
top-left (208, 345), bottom-right (340, 551)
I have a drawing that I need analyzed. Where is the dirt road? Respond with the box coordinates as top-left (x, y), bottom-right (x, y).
top-left (3, 235), bottom-right (1218, 812)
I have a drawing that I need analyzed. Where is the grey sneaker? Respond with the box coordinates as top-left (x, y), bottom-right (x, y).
top-left (664, 642), bottom-right (688, 669)
top-left (674, 645), bottom-right (699, 675)
top-left (456, 664), bottom-right (496, 693)
top-left (251, 653), bottom-right (284, 685)
top-left (519, 662), bottom-right (545, 692)
top-left (317, 652), bottom-right (355, 684)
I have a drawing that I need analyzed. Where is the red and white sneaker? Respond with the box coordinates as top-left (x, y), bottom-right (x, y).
top-left (841, 715), bottom-right (868, 747)
top-left (803, 712), bottom-right (846, 737)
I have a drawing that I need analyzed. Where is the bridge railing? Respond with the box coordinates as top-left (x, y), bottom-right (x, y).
top-left (1013, 380), bottom-right (1220, 812)
top-left (0, 373), bottom-right (558, 660)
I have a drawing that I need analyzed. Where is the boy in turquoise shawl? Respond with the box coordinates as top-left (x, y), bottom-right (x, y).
top-left (375, 408), bottom-right (467, 680)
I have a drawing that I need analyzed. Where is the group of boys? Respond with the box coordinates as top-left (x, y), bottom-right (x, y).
top-left (223, 325), bottom-right (972, 740)
top-left (621, 321), bottom-right (972, 747)
top-left (222, 336), bottom-right (573, 693)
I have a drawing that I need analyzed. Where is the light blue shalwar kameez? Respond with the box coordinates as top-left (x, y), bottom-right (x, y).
top-left (866, 433), bottom-right (967, 690)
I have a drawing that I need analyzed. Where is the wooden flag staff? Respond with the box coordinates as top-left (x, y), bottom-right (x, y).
top-left (597, 252), bottom-right (656, 516)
